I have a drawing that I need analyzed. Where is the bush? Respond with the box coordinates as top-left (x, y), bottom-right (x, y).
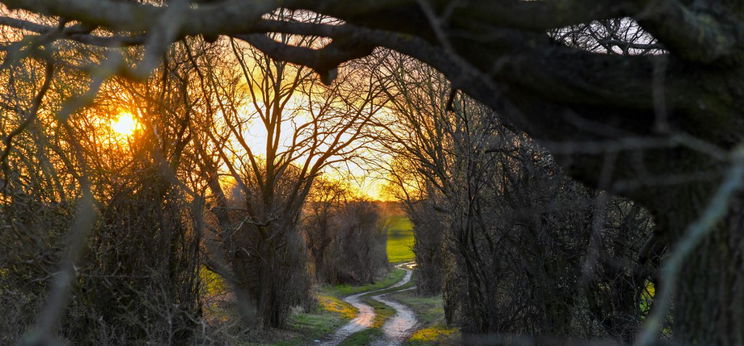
top-left (304, 194), bottom-right (389, 285)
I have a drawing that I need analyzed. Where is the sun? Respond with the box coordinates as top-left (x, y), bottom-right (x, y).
top-left (111, 112), bottom-right (138, 136)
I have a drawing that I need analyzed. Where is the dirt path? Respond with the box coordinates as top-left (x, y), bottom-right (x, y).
top-left (371, 285), bottom-right (417, 345)
top-left (320, 263), bottom-right (417, 346)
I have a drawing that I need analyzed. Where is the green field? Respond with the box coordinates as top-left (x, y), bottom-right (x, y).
top-left (385, 215), bottom-right (415, 263)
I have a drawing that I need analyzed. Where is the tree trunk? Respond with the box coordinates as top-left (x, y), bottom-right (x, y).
top-left (256, 253), bottom-right (284, 328)
top-left (670, 193), bottom-right (744, 345)
top-left (230, 222), bottom-right (311, 329)
top-left (637, 168), bottom-right (744, 345)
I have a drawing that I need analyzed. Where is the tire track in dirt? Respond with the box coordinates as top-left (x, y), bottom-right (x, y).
top-left (320, 263), bottom-right (417, 345)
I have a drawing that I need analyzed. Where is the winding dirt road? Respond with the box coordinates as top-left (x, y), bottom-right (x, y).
top-left (320, 263), bottom-right (418, 346)
top-left (371, 285), bottom-right (417, 345)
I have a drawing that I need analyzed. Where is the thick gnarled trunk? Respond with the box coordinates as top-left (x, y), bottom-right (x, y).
top-left (664, 191), bottom-right (744, 345)
top-left (229, 222), bottom-right (311, 329)
top-left (628, 152), bottom-right (744, 345)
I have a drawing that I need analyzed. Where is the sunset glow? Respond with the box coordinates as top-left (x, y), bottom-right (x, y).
top-left (111, 112), bottom-right (138, 136)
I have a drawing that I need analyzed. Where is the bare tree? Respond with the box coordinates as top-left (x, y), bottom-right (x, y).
top-left (303, 178), bottom-right (389, 285)
top-left (376, 55), bottom-right (657, 343)
top-left (302, 177), bottom-right (348, 282)
top-left (184, 26), bottom-right (386, 327)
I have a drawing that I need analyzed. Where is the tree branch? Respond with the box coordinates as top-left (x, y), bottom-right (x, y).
top-left (635, 0), bottom-right (739, 64)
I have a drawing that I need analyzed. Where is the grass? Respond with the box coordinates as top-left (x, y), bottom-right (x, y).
top-left (269, 292), bottom-right (356, 345)
top-left (266, 269), bottom-right (408, 345)
top-left (197, 265), bottom-right (345, 346)
top-left (317, 294), bottom-right (358, 319)
top-left (278, 308), bottom-right (348, 345)
top-left (407, 327), bottom-right (458, 345)
top-left (385, 215), bottom-right (415, 263)
top-left (324, 268), bottom-right (406, 297)
top-left (354, 273), bottom-right (417, 334)
top-left (266, 255), bottom-right (418, 345)
top-left (388, 289), bottom-right (460, 345)
top-left (361, 295), bottom-right (396, 328)
top-left (338, 328), bottom-right (385, 346)
top-left (263, 256), bottom-right (461, 346)
top-left (337, 272), bottom-right (458, 345)
top-left (244, 267), bottom-right (410, 345)
top-left (310, 267), bottom-right (413, 345)
top-left (388, 292), bottom-right (444, 325)
top-left (199, 266), bottom-right (411, 345)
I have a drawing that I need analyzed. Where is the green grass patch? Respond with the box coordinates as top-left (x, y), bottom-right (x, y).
top-left (389, 291), bottom-right (445, 326)
top-left (196, 267), bottom-right (376, 346)
top-left (271, 292), bottom-right (356, 346)
top-left (354, 275), bottom-right (416, 330)
top-left (315, 268), bottom-right (414, 344)
top-left (283, 309), bottom-right (346, 343)
top-left (339, 328), bottom-right (385, 346)
top-left (385, 215), bottom-right (415, 263)
top-left (353, 270), bottom-right (417, 331)
top-left (276, 266), bottom-right (413, 345)
top-left (324, 268), bottom-right (406, 297)
top-left (361, 295), bottom-right (396, 328)
top-left (388, 288), bottom-right (461, 345)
